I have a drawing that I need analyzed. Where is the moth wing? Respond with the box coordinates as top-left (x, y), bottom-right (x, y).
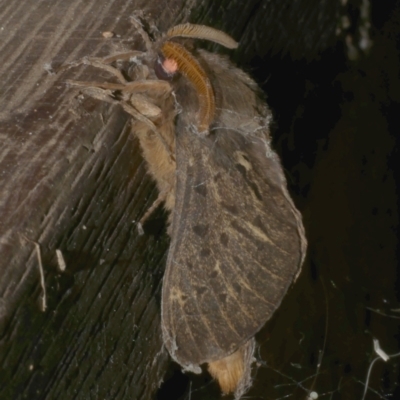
top-left (161, 122), bottom-right (306, 370)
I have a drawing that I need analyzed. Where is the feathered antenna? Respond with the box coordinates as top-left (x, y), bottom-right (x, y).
top-left (166, 23), bottom-right (238, 49)
top-left (161, 41), bottom-right (215, 133)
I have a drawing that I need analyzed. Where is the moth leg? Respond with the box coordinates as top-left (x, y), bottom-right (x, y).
top-left (77, 58), bottom-right (128, 84)
top-left (68, 81), bottom-right (175, 161)
top-left (67, 85), bottom-right (117, 105)
top-left (119, 100), bottom-right (174, 160)
top-left (67, 79), bottom-right (129, 91)
top-left (137, 187), bottom-right (169, 235)
top-left (101, 51), bottom-right (143, 64)
top-left (128, 93), bottom-right (162, 118)
top-left (59, 57), bottom-right (131, 84)
top-left (121, 80), bottom-right (172, 95)
top-left (130, 13), bottom-right (154, 52)
top-left (66, 79), bottom-right (165, 94)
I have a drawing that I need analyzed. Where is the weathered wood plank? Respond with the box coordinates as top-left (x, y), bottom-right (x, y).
top-left (0, 1), bottom-right (190, 398)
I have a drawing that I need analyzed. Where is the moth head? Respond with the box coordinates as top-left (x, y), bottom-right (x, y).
top-left (152, 24), bottom-right (238, 133)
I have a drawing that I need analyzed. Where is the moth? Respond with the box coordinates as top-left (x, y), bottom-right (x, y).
top-left (65, 19), bottom-right (307, 398)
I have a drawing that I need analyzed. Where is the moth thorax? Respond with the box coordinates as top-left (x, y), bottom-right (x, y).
top-left (154, 54), bottom-right (178, 81)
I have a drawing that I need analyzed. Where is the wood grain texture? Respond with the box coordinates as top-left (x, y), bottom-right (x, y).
top-left (0, 1), bottom-right (190, 398)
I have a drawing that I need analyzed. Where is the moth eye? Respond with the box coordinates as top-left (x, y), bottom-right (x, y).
top-left (154, 54), bottom-right (177, 81)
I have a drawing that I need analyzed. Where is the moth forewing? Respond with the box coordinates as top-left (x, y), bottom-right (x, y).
top-left (161, 50), bottom-right (307, 397)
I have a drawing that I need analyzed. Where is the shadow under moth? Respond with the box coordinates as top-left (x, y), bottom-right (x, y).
top-left (65, 19), bottom-right (307, 398)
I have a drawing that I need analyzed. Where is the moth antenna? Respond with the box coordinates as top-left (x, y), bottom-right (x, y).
top-left (166, 23), bottom-right (238, 49)
top-left (208, 348), bottom-right (244, 394)
top-left (161, 41), bottom-right (215, 132)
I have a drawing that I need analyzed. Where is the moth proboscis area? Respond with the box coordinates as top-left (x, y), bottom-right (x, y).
top-left (63, 19), bottom-right (307, 399)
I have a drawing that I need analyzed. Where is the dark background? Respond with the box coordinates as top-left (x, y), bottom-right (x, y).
top-left (0, 0), bottom-right (398, 399)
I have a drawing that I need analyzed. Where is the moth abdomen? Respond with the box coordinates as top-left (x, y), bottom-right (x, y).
top-left (208, 340), bottom-right (254, 395)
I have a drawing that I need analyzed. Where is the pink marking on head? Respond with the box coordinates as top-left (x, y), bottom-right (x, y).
top-left (162, 58), bottom-right (178, 74)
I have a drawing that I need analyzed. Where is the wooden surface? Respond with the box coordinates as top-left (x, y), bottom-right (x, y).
top-left (1, 0), bottom-right (399, 399)
top-left (0, 1), bottom-right (191, 398)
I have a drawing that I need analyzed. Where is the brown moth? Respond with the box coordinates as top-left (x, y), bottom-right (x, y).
top-left (64, 20), bottom-right (307, 398)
